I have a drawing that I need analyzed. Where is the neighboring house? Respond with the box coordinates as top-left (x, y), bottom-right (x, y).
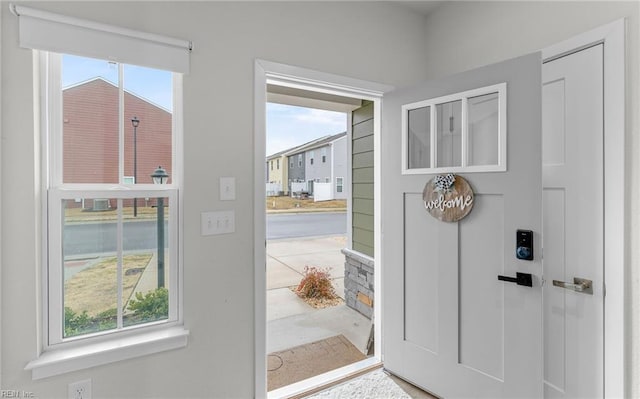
top-left (63, 78), bottom-right (172, 208)
top-left (301, 132), bottom-right (347, 199)
top-left (265, 149), bottom-right (287, 195)
top-left (267, 133), bottom-right (347, 197)
top-left (287, 151), bottom-right (305, 192)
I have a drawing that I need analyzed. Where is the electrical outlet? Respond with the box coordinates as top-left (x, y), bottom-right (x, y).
top-left (68, 379), bottom-right (91, 399)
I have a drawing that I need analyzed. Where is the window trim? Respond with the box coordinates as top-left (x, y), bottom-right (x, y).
top-left (31, 50), bottom-right (187, 378)
top-left (401, 82), bottom-right (507, 174)
top-left (336, 177), bottom-right (344, 193)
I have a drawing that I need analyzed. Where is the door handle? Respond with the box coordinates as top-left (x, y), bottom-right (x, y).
top-left (497, 272), bottom-right (533, 287)
top-left (552, 277), bottom-right (593, 295)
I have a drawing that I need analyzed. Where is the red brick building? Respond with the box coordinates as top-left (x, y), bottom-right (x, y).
top-left (63, 78), bottom-right (172, 209)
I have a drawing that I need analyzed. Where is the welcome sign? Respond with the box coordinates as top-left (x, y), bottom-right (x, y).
top-left (423, 174), bottom-right (474, 222)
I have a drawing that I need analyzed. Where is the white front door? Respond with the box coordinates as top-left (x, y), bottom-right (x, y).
top-left (543, 44), bottom-right (604, 398)
top-left (382, 53), bottom-right (543, 398)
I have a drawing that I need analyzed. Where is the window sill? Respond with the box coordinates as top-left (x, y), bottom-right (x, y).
top-left (25, 326), bottom-right (189, 380)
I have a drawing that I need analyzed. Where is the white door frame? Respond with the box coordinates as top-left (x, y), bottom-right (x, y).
top-left (542, 18), bottom-right (626, 398)
top-left (253, 59), bottom-right (393, 399)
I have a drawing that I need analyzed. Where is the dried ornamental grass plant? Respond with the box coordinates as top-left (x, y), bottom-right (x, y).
top-left (294, 266), bottom-right (342, 309)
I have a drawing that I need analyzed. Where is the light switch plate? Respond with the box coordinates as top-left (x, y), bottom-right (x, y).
top-left (220, 177), bottom-right (236, 201)
top-left (201, 211), bottom-right (235, 235)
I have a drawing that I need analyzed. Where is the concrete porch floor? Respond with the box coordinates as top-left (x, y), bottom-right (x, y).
top-left (266, 235), bottom-right (372, 354)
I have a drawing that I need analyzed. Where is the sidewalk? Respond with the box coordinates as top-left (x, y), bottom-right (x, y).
top-left (266, 235), bottom-right (371, 354)
top-left (128, 234), bottom-right (372, 355)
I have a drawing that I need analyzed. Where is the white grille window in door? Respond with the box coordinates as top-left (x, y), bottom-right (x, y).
top-left (402, 83), bottom-right (506, 174)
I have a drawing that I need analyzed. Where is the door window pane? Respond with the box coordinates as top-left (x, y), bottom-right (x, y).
top-left (436, 100), bottom-right (462, 168)
top-left (468, 92), bottom-right (499, 166)
top-left (407, 106), bottom-right (430, 169)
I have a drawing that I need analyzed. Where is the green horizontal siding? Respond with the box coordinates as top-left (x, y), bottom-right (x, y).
top-left (353, 212), bottom-right (374, 231)
top-left (353, 242), bottom-right (374, 258)
top-left (353, 152), bottom-right (374, 169)
top-left (353, 135), bottom-right (374, 155)
top-left (352, 102), bottom-right (374, 125)
top-left (352, 183), bottom-right (374, 199)
top-left (352, 101), bottom-right (375, 257)
top-left (353, 198), bottom-right (374, 216)
top-left (353, 167), bottom-right (374, 184)
top-left (353, 118), bottom-right (374, 140)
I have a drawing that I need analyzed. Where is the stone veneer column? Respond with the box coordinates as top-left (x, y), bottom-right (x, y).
top-left (341, 248), bottom-right (374, 319)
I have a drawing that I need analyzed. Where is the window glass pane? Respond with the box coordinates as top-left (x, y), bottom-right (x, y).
top-left (62, 55), bottom-right (120, 184)
top-left (436, 100), bottom-right (462, 168)
top-left (63, 198), bottom-right (118, 337)
top-left (124, 64), bottom-right (173, 185)
top-left (123, 196), bottom-right (170, 327)
top-left (407, 106), bottom-right (430, 169)
top-left (468, 92), bottom-right (500, 166)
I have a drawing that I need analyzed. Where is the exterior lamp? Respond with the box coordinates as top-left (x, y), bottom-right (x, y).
top-left (131, 116), bottom-right (140, 217)
top-left (151, 166), bottom-right (169, 288)
top-left (151, 165), bottom-right (169, 185)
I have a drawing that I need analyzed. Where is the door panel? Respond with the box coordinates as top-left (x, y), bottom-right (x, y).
top-left (404, 193), bottom-right (439, 353)
top-left (542, 44), bottom-right (603, 399)
top-left (383, 53), bottom-right (542, 398)
top-left (459, 194), bottom-right (505, 380)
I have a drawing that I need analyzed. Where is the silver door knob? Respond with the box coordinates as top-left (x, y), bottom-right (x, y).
top-left (552, 277), bottom-right (593, 295)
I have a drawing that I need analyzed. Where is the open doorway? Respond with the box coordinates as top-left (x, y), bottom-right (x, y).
top-left (265, 93), bottom-right (374, 393)
top-left (254, 60), bottom-right (391, 399)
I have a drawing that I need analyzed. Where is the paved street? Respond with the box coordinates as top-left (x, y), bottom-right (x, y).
top-left (63, 211), bottom-right (346, 255)
top-left (64, 220), bottom-right (168, 256)
top-left (267, 212), bottom-right (346, 240)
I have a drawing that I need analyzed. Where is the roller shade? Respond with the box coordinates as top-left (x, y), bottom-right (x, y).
top-left (11, 4), bottom-right (191, 74)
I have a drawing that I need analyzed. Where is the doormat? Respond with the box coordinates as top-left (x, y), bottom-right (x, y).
top-left (268, 335), bottom-right (366, 391)
top-left (304, 369), bottom-right (411, 399)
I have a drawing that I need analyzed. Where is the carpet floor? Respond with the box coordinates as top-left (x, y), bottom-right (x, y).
top-left (304, 369), bottom-right (412, 399)
top-left (267, 335), bottom-right (367, 391)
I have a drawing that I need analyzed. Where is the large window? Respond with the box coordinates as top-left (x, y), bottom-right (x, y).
top-left (13, 4), bottom-right (190, 378)
top-left (44, 53), bottom-right (181, 346)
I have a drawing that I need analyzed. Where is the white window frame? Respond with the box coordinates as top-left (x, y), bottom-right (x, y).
top-left (401, 83), bottom-right (507, 174)
top-left (27, 51), bottom-right (187, 380)
top-left (336, 177), bottom-right (344, 193)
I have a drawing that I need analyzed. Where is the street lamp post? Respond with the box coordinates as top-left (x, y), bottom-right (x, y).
top-left (131, 117), bottom-right (140, 217)
top-left (151, 166), bottom-right (169, 288)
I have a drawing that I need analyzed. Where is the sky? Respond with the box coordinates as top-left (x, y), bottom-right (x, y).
top-left (63, 54), bottom-right (347, 155)
top-left (265, 103), bottom-right (347, 156)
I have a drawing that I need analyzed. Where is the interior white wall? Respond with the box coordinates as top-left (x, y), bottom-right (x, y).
top-left (3, 2), bottom-right (639, 398)
top-left (418, 1), bottom-right (639, 396)
top-left (0, 2), bottom-right (429, 398)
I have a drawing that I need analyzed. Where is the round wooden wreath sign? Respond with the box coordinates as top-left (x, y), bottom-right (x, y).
top-left (423, 174), bottom-right (474, 222)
